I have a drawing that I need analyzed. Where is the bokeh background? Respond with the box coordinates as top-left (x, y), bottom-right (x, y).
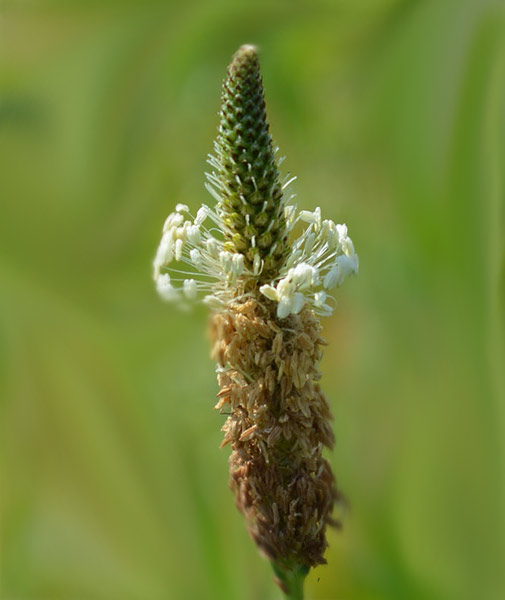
top-left (2, 1), bottom-right (505, 599)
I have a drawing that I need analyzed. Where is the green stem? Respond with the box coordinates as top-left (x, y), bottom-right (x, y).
top-left (271, 562), bottom-right (309, 600)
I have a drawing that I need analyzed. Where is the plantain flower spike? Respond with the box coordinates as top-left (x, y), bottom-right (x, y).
top-left (154, 44), bottom-right (358, 598)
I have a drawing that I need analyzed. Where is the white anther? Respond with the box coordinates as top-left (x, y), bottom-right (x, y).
top-left (277, 275), bottom-right (296, 298)
top-left (206, 237), bottom-right (219, 258)
top-left (219, 251), bottom-right (233, 273)
top-left (183, 278), bottom-right (197, 300)
top-left (253, 253), bottom-right (262, 275)
top-left (314, 291), bottom-right (327, 307)
top-left (325, 221), bottom-right (338, 249)
top-left (175, 239), bottom-right (184, 261)
top-left (156, 274), bottom-right (178, 301)
top-left (292, 263), bottom-right (319, 290)
top-left (190, 248), bottom-right (202, 267)
top-left (187, 225), bottom-right (201, 245)
top-left (299, 210), bottom-right (317, 224)
top-left (341, 236), bottom-right (355, 257)
top-left (195, 206), bottom-right (208, 226)
top-left (175, 226), bottom-right (187, 242)
top-left (259, 284), bottom-right (279, 302)
top-left (277, 295), bottom-right (294, 319)
top-left (336, 223), bottom-right (348, 242)
top-left (232, 253), bottom-right (244, 277)
top-left (336, 254), bottom-right (359, 277)
top-left (163, 212), bottom-right (184, 232)
top-left (323, 265), bottom-right (342, 289)
top-left (292, 292), bottom-right (305, 314)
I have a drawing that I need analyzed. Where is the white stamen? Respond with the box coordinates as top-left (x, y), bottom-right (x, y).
top-left (253, 254), bottom-right (262, 275)
top-left (188, 225), bottom-right (201, 245)
top-left (277, 295), bottom-right (294, 319)
top-left (195, 206), bottom-right (208, 225)
top-left (154, 193), bottom-right (357, 316)
top-left (314, 291), bottom-right (327, 307)
top-left (259, 284), bottom-right (279, 302)
top-left (323, 265), bottom-right (341, 289)
top-left (190, 248), bottom-right (202, 267)
top-left (183, 278), bottom-right (197, 300)
top-left (163, 212), bottom-right (184, 232)
top-left (206, 238), bottom-right (220, 258)
top-left (232, 253), bottom-right (244, 277)
top-left (203, 294), bottom-right (225, 309)
top-left (175, 239), bottom-right (184, 261)
top-left (299, 210), bottom-right (317, 224)
top-left (282, 175), bottom-right (297, 190)
top-left (156, 274), bottom-right (178, 301)
top-left (292, 292), bottom-right (305, 314)
top-left (220, 251), bottom-right (233, 273)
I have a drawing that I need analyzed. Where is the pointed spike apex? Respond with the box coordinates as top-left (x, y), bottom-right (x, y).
top-left (233, 43), bottom-right (258, 61)
top-left (210, 45), bottom-right (289, 280)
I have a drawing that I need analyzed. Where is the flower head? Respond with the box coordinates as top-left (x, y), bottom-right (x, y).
top-left (153, 47), bottom-right (357, 318)
top-left (154, 44), bottom-right (359, 596)
top-left (154, 197), bottom-right (358, 318)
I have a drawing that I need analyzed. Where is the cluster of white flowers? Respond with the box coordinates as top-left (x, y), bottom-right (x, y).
top-left (153, 203), bottom-right (358, 318)
top-left (153, 202), bottom-right (256, 309)
top-left (259, 207), bottom-right (358, 317)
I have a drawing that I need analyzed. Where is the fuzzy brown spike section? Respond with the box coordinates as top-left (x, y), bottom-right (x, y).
top-left (211, 298), bottom-right (341, 567)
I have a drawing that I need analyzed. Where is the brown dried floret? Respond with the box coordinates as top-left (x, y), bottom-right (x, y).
top-left (210, 298), bottom-right (342, 567)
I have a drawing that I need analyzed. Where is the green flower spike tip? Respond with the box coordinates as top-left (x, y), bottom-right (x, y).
top-left (208, 44), bottom-right (289, 279)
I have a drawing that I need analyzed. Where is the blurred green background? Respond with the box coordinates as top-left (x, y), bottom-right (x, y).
top-left (1, 1), bottom-right (505, 599)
